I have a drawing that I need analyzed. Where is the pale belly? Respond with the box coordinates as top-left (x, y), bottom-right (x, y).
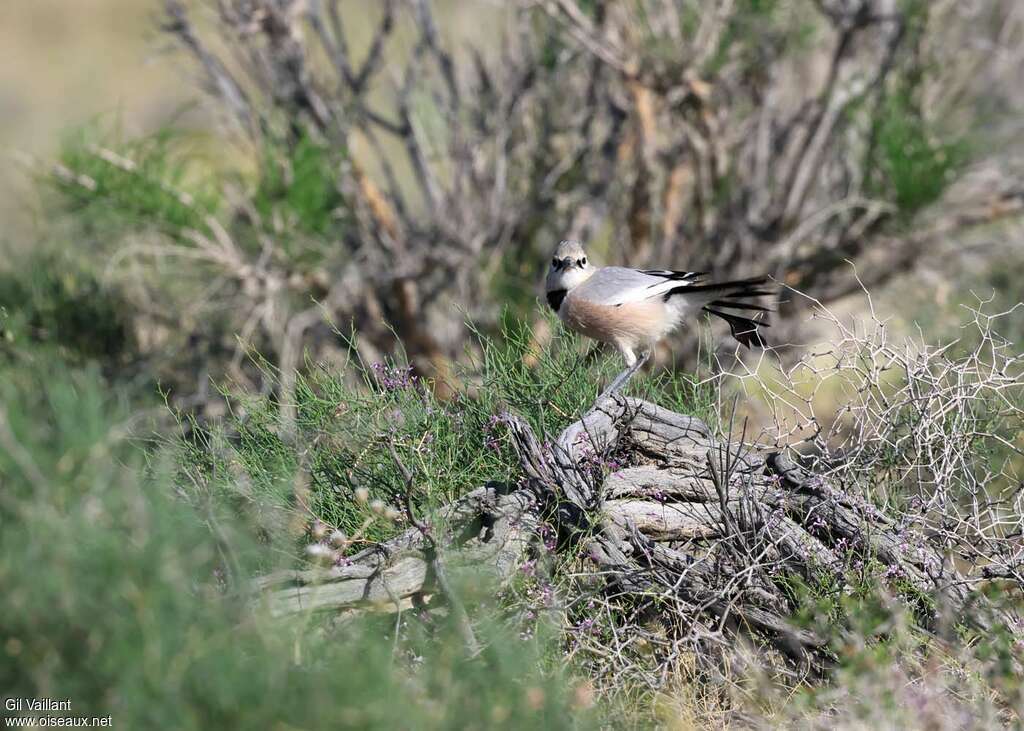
top-left (559, 293), bottom-right (673, 349)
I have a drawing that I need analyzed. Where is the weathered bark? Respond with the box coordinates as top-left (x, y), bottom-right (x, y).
top-left (258, 484), bottom-right (537, 617)
top-left (256, 393), bottom-right (1018, 676)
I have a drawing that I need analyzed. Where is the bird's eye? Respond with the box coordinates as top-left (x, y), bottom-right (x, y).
top-left (581, 257), bottom-right (587, 266)
top-left (552, 257), bottom-right (559, 268)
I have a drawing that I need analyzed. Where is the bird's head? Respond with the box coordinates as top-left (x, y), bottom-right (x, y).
top-left (546, 239), bottom-right (594, 293)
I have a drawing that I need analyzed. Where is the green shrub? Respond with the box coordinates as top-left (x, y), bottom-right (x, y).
top-left (0, 248), bottom-right (134, 365)
top-left (869, 91), bottom-right (968, 217)
top-left (51, 124), bottom-right (218, 240)
top-left (253, 130), bottom-right (349, 242)
top-left (0, 357), bottom-right (594, 729)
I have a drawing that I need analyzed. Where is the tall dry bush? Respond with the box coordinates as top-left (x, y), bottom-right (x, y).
top-left (37, 0), bottom-right (1024, 415)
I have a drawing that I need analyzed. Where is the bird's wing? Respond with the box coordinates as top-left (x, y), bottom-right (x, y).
top-left (576, 267), bottom-right (706, 306)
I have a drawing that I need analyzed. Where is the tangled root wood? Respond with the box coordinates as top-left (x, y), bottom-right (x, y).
top-left (258, 393), bottom-right (1019, 681)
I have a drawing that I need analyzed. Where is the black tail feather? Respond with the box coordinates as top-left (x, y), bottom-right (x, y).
top-left (663, 274), bottom-right (774, 348)
top-left (704, 308), bottom-right (769, 349)
top-left (669, 274), bottom-right (770, 296)
top-left (665, 277), bottom-right (773, 300)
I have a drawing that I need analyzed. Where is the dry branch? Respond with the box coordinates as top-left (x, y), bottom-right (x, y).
top-left (256, 386), bottom-right (1021, 681)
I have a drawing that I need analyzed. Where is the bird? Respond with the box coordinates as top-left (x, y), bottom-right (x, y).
top-left (544, 240), bottom-right (772, 383)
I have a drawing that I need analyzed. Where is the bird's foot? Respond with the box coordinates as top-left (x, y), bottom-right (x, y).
top-left (596, 351), bottom-right (650, 403)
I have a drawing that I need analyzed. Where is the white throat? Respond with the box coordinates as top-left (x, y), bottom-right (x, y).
top-left (546, 264), bottom-right (593, 294)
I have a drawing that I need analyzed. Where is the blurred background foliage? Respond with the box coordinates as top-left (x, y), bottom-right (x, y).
top-left (3, 0), bottom-right (1022, 419)
top-left (1, 0), bottom-right (1023, 727)
top-left (0, 358), bottom-right (595, 730)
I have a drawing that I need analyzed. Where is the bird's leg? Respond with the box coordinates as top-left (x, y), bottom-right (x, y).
top-left (596, 350), bottom-right (650, 402)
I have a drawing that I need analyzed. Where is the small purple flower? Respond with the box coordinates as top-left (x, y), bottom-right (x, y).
top-left (574, 433), bottom-right (594, 449)
top-left (371, 362), bottom-right (417, 391)
top-left (574, 618), bottom-right (597, 634)
top-left (883, 564), bottom-right (903, 580)
top-left (484, 413), bottom-right (504, 451)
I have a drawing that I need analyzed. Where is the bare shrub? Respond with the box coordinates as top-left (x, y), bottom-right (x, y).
top-left (156, 0), bottom-right (1024, 338)
top-left (34, 1), bottom-right (1024, 416)
top-left (729, 287), bottom-right (1024, 588)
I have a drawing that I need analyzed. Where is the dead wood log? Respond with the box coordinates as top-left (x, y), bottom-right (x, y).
top-left (255, 392), bottom-right (1020, 677)
top-left (258, 484), bottom-right (538, 617)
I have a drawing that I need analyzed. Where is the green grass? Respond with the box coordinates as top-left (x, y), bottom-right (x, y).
top-left (0, 352), bottom-right (596, 729)
top-left (0, 301), bottom-right (720, 728)
top-left (175, 308), bottom-right (719, 555)
top-left (3, 285), bottom-right (1022, 727)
